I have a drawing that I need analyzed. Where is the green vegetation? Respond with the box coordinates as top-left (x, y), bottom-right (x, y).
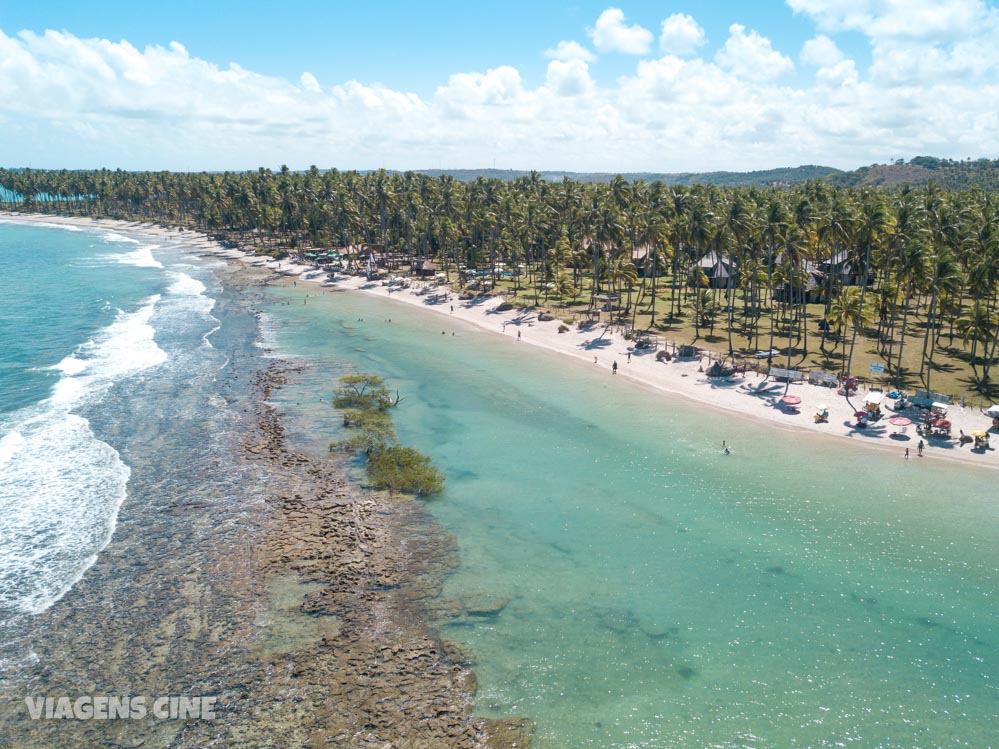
top-left (366, 446), bottom-right (446, 496)
top-left (332, 374), bottom-right (395, 411)
top-left (411, 165), bottom-right (842, 187)
top-left (831, 157), bottom-right (999, 191)
top-left (329, 375), bottom-right (444, 496)
top-left (2, 164), bottom-right (998, 401)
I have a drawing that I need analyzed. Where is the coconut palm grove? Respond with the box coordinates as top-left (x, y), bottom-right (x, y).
top-left (2, 165), bottom-right (998, 401)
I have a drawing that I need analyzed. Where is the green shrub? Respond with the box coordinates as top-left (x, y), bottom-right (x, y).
top-left (495, 301), bottom-right (515, 312)
top-left (329, 373), bottom-right (445, 496)
top-left (333, 374), bottom-right (394, 411)
top-left (367, 446), bottom-right (445, 496)
top-left (558, 324), bottom-right (569, 334)
top-left (331, 410), bottom-right (395, 453)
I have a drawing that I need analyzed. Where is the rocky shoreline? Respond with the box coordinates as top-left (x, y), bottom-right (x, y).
top-left (226, 361), bottom-right (493, 747)
top-left (0, 261), bottom-right (532, 747)
top-left (220, 347), bottom-right (536, 747)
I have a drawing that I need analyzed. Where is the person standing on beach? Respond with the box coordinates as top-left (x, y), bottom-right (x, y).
top-left (904, 448), bottom-right (910, 459)
top-left (517, 330), bottom-right (521, 340)
top-left (612, 361), bottom-right (618, 374)
top-left (918, 439), bottom-right (924, 456)
top-left (627, 352), bottom-right (631, 363)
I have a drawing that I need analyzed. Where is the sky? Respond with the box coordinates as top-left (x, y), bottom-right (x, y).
top-left (1, 0), bottom-right (997, 173)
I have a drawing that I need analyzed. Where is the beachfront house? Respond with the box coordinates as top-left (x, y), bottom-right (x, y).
top-left (413, 259), bottom-right (439, 278)
top-left (773, 260), bottom-right (825, 304)
top-left (689, 251), bottom-right (737, 289)
top-left (631, 244), bottom-right (659, 277)
top-left (817, 249), bottom-right (865, 287)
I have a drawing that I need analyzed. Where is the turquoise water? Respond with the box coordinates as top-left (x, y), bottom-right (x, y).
top-left (261, 285), bottom-right (999, 748)
top-left (0, 221), bottom-right (224, 617)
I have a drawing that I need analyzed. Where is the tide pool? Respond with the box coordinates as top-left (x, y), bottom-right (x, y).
top-left (267, 283), bottom-right (998, 747)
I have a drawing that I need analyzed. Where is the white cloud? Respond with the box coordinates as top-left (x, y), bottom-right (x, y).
top-left (588, 8), bottom-right (653, 55)
top-left (300, 71), bottom-right (321, 93)
top-left (2, 19), bottom-right (999, 173)
top-left (801, 35), bottom-right (844, 67)
top-left (659, 13), bottom-right (706, 57)
top-left (545, 40), bottom-right (596, 63)
top-left (786, 0), bottom-right (990, 40)
top-left (545, 59), bottom-right (594, 97)
top-left (816, 59), bottom-right (859, 87)
top-left (788, 0), bottom-right (999, 88)
top-left (715, 24), bottom-right (794, 80)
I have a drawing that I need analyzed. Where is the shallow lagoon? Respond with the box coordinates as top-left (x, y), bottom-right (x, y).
top-left (262, 283), bottom-right (999, 748)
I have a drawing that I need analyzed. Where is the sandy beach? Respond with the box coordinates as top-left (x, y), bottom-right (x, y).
top-left (4, 210), bottom-right (997, 469)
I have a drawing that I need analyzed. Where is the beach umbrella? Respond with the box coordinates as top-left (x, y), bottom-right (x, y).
top-left (889, 416), bottom-right (912, 426)
top-left (936, 419), bottom-right (952, 428)
top-left (971, 430), bottom-right (988, 438)
top-left (854, 411), bottom-right (867, 419)
top-left (781, 395), bottom-right (802, 405)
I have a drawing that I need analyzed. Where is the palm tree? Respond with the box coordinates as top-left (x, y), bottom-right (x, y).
top-left (845, 193), bottom-right (890, 377)
top-left (826, 287), bottom-right (875, 371)
top-left (687, 288), bottom-right (715, 339)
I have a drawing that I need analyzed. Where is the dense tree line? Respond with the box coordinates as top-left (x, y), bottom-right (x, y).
top-left (1, 166), bottom-right (997, 394)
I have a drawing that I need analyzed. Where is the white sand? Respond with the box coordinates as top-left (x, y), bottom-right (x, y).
top-left (5, 210), bottom-right (996, 469)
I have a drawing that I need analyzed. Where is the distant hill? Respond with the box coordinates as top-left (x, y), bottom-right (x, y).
top-left (829, 156), bottom-right (999, 190)
top-left (408, 157), bottom-right (999, 190)
top-left (410, 165), bottom-right (842, 187)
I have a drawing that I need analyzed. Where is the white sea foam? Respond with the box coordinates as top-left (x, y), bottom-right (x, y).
top-left (0, 414), bottom-right (129, 614)
top-left (52, 356), bottom-right (88, 376)
top-left (167, 271), bottom-right (207, 297)
top-left (114, 244), bottom-right (163, 269)
top-left (0, 219), bottom-right (81, 232)
top-left (160, 271), bottom-right (219, 356)
top-left (0, 430), bottom-right (25, 469)
top-left (102, 232), bottom-right (140, 244)
top-left (254, 312), bottom-right (295, 358)
top-left (0, 295), bottom-right (167, 614)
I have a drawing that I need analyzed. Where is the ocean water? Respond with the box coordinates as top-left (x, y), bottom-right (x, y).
top-left (0, 221), bottom-right (224, 618)
top-left (261, 285), bottom-right (999, 748)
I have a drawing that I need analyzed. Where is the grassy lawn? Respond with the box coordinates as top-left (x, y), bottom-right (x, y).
top-left (476, 271), bottom-right (996, 408)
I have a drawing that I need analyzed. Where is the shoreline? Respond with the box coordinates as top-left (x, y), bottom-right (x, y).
top-left (0, 215), bottom-right (528, 748)
top-left (3, 209), bottom-right (997, 471)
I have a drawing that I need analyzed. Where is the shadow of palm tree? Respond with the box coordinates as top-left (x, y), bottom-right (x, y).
top-left (925, 435), bottom-right (956, 450)
top-left (844, 421), bottom-right (888, 438)
top-left (582, 338), bottom-right (613, 350)
top-left (708, 379), bottom-right (743, 389)
top-left (741, 382), bottom-right (783, 398)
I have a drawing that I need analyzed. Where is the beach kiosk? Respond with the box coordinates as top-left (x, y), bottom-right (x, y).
top-left (986, 404), bottom-right (999, 431)
top-left (864, 391), bottom-right (884, 420)
top-left (930, 401), bottom-right (949, 419)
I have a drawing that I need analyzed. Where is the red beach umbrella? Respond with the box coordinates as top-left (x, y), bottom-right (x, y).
top-left (889, 416), bottom-right (912, 426)
top-left (936, 419), bottom-right (952, 428)
top-left (854, 411), bottom-right (867, 418)
top-left (781, 395), bottom-right (802, 405)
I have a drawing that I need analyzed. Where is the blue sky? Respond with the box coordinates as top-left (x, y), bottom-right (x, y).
top-left (0, 1), bottom-right (996, 172)
top-left (2, 1), bottom-right (870, 94)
